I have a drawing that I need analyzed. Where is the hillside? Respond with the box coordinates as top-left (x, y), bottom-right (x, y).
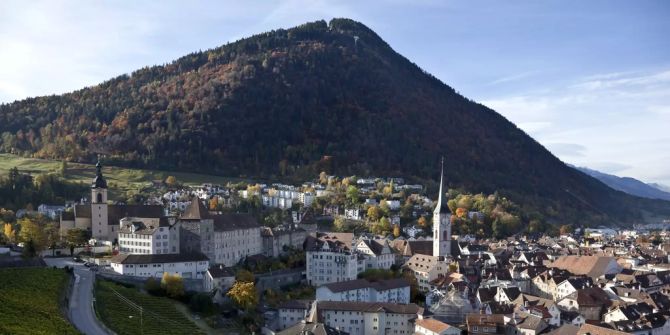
top-left (0, 18), bottom-right (669, 225)
top-left (575, 166), bottom-right (670, 201)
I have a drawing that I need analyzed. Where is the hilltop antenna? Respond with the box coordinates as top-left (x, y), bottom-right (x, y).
top-left (353, 35), bottom-right (359, 46)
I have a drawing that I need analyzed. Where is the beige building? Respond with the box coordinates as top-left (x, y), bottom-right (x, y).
top-left (306, 232), bottom-right (359, 286)
top-left (404, 254), bottom-right (449, 292)
top-left (179, 199), bottom-right (262, 265)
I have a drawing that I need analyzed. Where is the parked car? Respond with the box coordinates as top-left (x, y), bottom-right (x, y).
top-left (84, 262), bottom-right (91, 267)
top-left (73, 256), bottom-right (83, 263)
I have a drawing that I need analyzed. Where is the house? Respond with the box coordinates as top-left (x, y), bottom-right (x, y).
top-left (316, 278), bottom-right (411, 304)
top-left (278, 300), bottom-right (314, 331)
top-left (38, 204), bottom-right (65, 219)
top-left (355, 239), bottom-right (395, 270)
top-left (404, 254), bottom-right (449, 292)
top-left (513, 294), bottom-right (561, 326)
top-left (118, 217), bottom-right (179, 254)
top-left (314, 301), bottom-right (424, 335)
top-left (203, 265), bottom-right (235, 303)
top-left (305, 232), bottom-right (359, 286)
top-left (555, 277), bottom-right (594, 300)
top-left (506, 312), bottom-right (548, 335)
top-left (557, 287), bottom-right (611, 321)
top-left (109, 253), bottom-right (209, 279)
top-left (414, 318), bottom-right (461, 335)
top-left (466, 313), bottom-right (506, 334)
top-left (343, 208), bottom-right (364, 220)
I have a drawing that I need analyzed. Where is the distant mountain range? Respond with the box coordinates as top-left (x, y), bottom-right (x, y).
top-left (574, 166), bottom-right (670, 201)
top-left (0, 18), bottom-right (669, 225)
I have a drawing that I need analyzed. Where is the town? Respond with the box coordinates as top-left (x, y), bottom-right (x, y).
top-left (2, 160), bottom-right (670, 335)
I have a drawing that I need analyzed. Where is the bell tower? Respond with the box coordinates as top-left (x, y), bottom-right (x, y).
top-left (433, 158), bottom-right (452, 258)
top-left (91, 159), bottom-right (109, 239)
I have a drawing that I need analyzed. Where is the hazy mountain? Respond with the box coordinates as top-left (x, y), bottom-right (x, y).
top-left (575, 166), bottom-right (670, 201)
top-left (1, 18), bottom-right (669, 225)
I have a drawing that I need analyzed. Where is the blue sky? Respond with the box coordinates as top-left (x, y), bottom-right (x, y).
top-left (1, 0), bottom-right (669, 185)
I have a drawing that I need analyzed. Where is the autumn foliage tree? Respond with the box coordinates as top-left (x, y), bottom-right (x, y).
top-left (227, 281), bottom-right (259, 311)
top-left (161, 272), bottom-right (185, 299)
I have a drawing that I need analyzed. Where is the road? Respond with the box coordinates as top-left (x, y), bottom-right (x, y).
top-left (44, 258), bottom-right (111, 335)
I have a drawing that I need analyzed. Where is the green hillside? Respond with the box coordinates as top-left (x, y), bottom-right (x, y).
top-left (0, 267), bottom-right (79, 335)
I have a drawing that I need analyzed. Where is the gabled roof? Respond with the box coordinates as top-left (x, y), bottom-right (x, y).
top-left (415, 318), bottom-right (455, 333)
top-left (180, 199), bottom-right (211, 220)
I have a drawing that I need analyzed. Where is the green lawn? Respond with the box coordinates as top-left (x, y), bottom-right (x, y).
top-left (0, 267), bottom-right (79, 335)
top-left (0, 153), bottom-right (239, 198)
top-left (95, 280), bottom-right (204, 335)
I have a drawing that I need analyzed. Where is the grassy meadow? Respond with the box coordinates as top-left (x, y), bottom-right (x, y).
top-left (0, 153), bottom-right (237, 198)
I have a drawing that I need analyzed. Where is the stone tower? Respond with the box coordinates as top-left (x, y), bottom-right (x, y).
top-left (91, 160), bottom-right (109, 239)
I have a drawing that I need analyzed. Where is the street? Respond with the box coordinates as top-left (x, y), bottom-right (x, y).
top-left (44, 258), bottom-right (110, 335)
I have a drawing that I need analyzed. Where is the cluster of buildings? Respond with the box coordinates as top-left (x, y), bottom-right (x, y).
top-left (58, 162), bottom-right (311, 280)
top-left (56, 162), bottom-right (670, 335)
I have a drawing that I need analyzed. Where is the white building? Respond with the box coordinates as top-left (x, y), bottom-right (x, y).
top-left (109, 253), bottom-right (209, 279)
top-left (316, 278), bottom-right (411, 304)
top-left (305, 232), bottom-right (359, 286)
top-left (38, 204), bottom-right (65, 219)
top-left (355, 239), bottom-right (395, 271)
top-left (203, 265), bottom-right (236, 303)
top-left (299, 192), bottom-right (315, 207)
top-left (118, 217), bottom-right (179, 255)
top-left (262, 195), bottom-right (293, 209)
top-left (315, 301), bottom-right (425, 335)
top-left (278, 300), bottom-right (314, 331)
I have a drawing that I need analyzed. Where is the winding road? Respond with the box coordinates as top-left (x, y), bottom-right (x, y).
top-left (44, 258), bottom-right (110, 335)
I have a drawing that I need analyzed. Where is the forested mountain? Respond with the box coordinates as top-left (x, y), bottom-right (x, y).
top-left (0, 18), bottom-right (669, 225)
top-left (575, 166), bottom-right (670, 201)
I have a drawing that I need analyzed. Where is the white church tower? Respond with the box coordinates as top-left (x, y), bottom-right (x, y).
top-left (91, 160), bottom-right (109, 240)
top-left (433, 158), bottom-right (452, 258)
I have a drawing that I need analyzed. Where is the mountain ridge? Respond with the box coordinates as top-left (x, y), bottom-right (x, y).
top-left (574, 166), bottom-right (670, 201)
top-left (0, 18), bottom-right (669, 225)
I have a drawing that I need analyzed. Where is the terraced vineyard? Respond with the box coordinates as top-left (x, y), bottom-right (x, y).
top-left (0, 267), bottom-right (79, 335)
top-left (95, 280), bottom-right (204, 335)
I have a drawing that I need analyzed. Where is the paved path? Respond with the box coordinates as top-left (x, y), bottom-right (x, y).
top-left (44, 258), bottom-right (111, 335)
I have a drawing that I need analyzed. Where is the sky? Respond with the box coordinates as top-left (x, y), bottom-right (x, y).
top-left (1, 0), bottom-right (669, 185)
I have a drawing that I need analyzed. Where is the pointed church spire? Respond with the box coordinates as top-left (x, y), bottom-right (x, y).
top-left (435, 157), bottom-right (449, 214)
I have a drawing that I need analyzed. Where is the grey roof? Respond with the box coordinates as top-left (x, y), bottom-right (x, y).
top-left (207, 265), bottom-right (235, 278)
top-left (317, 301), bottom-right (423, 314)
top-left (279, 299), bottom-right (313, 310)
top-left (322, 278), bottom-right (410, 293)
top-left (212, 214), bottom-right (260, 231)
top-left (111, 252), bottom-right (208, 264)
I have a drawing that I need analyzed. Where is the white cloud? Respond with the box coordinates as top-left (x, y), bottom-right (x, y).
top-left (482, 69), bottom-right (670, 185)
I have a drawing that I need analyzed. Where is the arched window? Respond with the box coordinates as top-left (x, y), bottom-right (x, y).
top-left (97, 193), bottom-right (103, 203)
